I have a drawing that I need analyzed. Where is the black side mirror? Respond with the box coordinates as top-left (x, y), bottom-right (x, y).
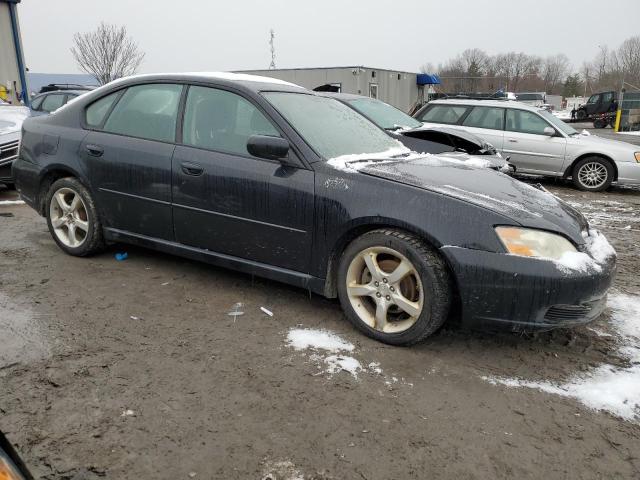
top-left (247, 135), bottom-right (290, 162)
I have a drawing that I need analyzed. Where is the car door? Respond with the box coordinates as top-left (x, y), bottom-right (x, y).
top-left (459, 106), bottom-right (505, 150)
top-left (80, 83), bottom-right (183, 240)
top-left (171, 85), bottom-right (314, 273)
top-left (503, 108), bottom-right (567, 174)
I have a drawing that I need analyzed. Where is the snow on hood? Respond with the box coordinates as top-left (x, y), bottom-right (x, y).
top-left (0, 106), bottom-right (30, 135)
top-left (352, 156), bottom-right (589, 242)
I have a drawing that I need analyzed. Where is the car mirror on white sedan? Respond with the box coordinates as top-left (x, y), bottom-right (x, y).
top-left (543, 126), bottom-right (555, 136)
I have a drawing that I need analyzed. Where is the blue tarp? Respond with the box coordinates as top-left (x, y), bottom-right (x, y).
top-left (417, 73), bottom-right (441, 85)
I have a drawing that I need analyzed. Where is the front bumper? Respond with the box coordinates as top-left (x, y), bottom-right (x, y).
top-left (615, 161), bottom-right (640, 185)
top-left (440, 245), bottom-right (616, 330)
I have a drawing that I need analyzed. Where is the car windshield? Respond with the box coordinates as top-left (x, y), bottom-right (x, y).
top-left (346, 98), bottom-right (422, 130)
top-left (537, 109), bottom-right (578, 136)
top-left (263, 92), bottom-right (403, 160)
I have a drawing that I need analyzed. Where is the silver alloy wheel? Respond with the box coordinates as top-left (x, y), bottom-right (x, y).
top-left (577, 162), bottom-right (608, 189)
top-left (345, 246), bottom-right (424, 333)
top-left (49, 187), bottom-right (89, 248)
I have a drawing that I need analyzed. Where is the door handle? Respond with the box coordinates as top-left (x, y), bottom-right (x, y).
top-left (85, 144), bottom-right (104, 156)
top-left (507, 138), bottom-right (518, 143)
top-left (181, 162), bottom-right (204, 176)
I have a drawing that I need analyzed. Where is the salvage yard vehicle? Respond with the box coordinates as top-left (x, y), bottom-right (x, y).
top-left (29, 89), bottom-right (88, 116)
top-left (0, 104), bottom-right (31, 188)
top-left (322, 92), bottom-right (512, 172)
top-left (576, 91), bottom-right (617, 121)
top-left (0, 430), bottom-right (34, 480)
top-left (414, 99), bottom-right (640, 191)
top-left (13, 73), bottom-right (616, 345)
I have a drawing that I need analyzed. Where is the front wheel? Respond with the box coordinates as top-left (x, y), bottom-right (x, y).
top-left (45, 177), bottom-right (104, 256)
top-left (576, 109), bottom-right (587, 120)
top-left (337, 229), bottom-right (452, 346)
top-left (572, 157), bottom-right (613, 192)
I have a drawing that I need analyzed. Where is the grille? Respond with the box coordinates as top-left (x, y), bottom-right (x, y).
top-left (544, 304), bottom-right (592, 322)
top-left (0, 139), bottom-right (19, 166)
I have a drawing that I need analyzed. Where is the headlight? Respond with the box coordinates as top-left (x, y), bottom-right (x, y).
top-left (495, 227), bottom-right (577, 260)
top-left (634, 152), bottom-right (640, 163)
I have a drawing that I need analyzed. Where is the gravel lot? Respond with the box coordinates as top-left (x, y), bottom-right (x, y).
top-left (1, 133), bottom-right (640, 479)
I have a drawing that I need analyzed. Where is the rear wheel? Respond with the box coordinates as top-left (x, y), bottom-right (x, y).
top-left (337, 229), bottom-right (452, 346)
top-left (572, 157), bottom-right (613, 192)
top-left (45, 177), bottom-right (104, 256)
top-left (576, 109), bottom-right (587, 120)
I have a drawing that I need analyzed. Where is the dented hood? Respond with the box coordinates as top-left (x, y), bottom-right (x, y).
top-left (359, 156), bottom-right (589, 244)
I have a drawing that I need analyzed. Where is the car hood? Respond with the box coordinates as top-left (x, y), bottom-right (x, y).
top-left (357, 155), bottom-right (589, 244)
top-left (0, 106), bottom-right (30, 135)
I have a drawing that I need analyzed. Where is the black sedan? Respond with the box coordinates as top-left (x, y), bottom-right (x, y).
top-left (320, 92), bottom-right (512, 171)
top-left (12, 73), bottom-right (616, 345)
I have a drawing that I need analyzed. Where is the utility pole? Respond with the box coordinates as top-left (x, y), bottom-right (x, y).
top-left (269, 29), bottom-right (276, 70)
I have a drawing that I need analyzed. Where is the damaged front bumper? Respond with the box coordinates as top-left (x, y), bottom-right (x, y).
top-left (440, 245), bottom-right (616, 330)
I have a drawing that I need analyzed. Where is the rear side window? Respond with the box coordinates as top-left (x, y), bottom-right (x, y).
top-left (505, 109), bottom-right (549, 135)
top-left (103, 84), bottom-right (183, 142)
top-left (41, 94), bottom-right (66, 113)
top-left (462, 107), bottom-right (504, 130)
top-left (85, 92), bottom-right (120, 127)
top-left (182, 86), bottom-right (279, 156)
top-left (31, 95), bottom-right (44, 110)
top-left (418, 105), bottom-right (468, 125)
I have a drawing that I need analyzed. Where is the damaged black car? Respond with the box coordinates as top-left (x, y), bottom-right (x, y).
top-left (12, 73), bottom-right (616, 345)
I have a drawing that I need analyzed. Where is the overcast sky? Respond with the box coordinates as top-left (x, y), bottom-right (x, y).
top-left (17, 0), bottom-right (640, 75)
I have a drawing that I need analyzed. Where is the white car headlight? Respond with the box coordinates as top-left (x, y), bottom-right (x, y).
top-left (495, 227), bottom-right (577, 260)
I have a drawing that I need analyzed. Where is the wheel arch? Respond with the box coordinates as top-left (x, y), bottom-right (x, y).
top-left (37, 164), bottom-right (89, 216)
top-left (563, 153), bottom-right (618, 182)
top-left (322, 218), bottom-right (450, 299)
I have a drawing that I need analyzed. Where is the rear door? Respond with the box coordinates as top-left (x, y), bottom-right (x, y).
top-left (503, 108), bottom-right (567, 174)
top-left (459, 106), bottom-right (505, 150)
top-left (80, 83), bottom-right (183, 240)
top-left (171, 85), bottom-right (314, 273)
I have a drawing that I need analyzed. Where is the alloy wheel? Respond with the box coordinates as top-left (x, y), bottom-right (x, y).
top-left (345, 246), bottom-right (424, 333)
top-left (577, 162), bottom-right (608, 189)
top-left (49, 187), bottom-right (89, 248)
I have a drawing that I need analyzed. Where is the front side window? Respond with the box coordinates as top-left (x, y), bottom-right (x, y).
top-left (418, 105), bottom-right (468, 125)
top-left (263, 92), bottom-right (401, 160)
top-left (182, 86), bottom-right (279, 156)
top-left (85, 91), bottom-right (120, 127)
top-left (348, 98), bottom-right (421, 130)
top-left (506, 109), bottom-right (551, 135)
top-left (41, 94), bottom-right (66, 113)
top-left (587, 94), bottom-right (598, 104)
top-left (103, 84), bottom-right (182, 142)
top-left (462, 106), bottom-right (504, 130)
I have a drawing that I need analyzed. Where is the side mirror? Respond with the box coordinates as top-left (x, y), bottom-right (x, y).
top-left (247, 135), bottom-right (290, 162)
top-left (543, 126), bottom-right (555, 136)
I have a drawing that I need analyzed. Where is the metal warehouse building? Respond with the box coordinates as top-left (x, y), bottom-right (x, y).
top-left (240, 67), bottom-right (439, 113)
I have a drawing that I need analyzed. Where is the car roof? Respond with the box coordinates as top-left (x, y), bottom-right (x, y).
top-left (429, 98), bottom-right (541, 111)
top-left (317, 92), bottom-right (372, 101)
top-left (34, 90), bottom-right (88, 97)
top-left (104, 72), bottom-right (306, 93)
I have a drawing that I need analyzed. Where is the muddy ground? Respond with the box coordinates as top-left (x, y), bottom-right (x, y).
top-left (1, 159), bottom-right (640, 478)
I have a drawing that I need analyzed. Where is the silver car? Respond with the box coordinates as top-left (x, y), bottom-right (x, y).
top-left (414, 99), bottom-right (640, 191)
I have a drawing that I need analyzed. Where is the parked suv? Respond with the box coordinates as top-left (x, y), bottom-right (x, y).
top-left (576, 91), bottom-right (617, 120)
top-left (414, 99), bottom-right (640, 191)
top-left (30, 90), bottom-right (88, 116)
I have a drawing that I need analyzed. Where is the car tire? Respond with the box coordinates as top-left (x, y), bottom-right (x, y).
top-left (337, 229), bottom-right (452, 346)
top-left (45, 177), bottom-right (104, 256)
top-left (576, 109), bottom-right (587, 120)
top-left (593, 119), bottom-right (605, 129)
top-left (572, 157), bottom-right (614, 192)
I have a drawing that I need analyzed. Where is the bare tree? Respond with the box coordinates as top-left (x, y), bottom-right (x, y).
top-left (617, 35), bottom-right (640, 86)
top-left (71, 22), bottom-right (145, 85)
top-left (542, 54), bottom-right (570, 94)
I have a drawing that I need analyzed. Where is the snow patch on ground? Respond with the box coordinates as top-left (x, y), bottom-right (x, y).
top-left (617, 131), bottom-right (640, 136)
top-left (483, 293), bottom-right (640, 422)
top-left (286, 328), bottom-right (407, 384)
top-left (462, 157), bottom-right (492, 169)
top-left (0, 200), bottom-right (25, 206)
top-left (287, 328), bottom-right (354, 353)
